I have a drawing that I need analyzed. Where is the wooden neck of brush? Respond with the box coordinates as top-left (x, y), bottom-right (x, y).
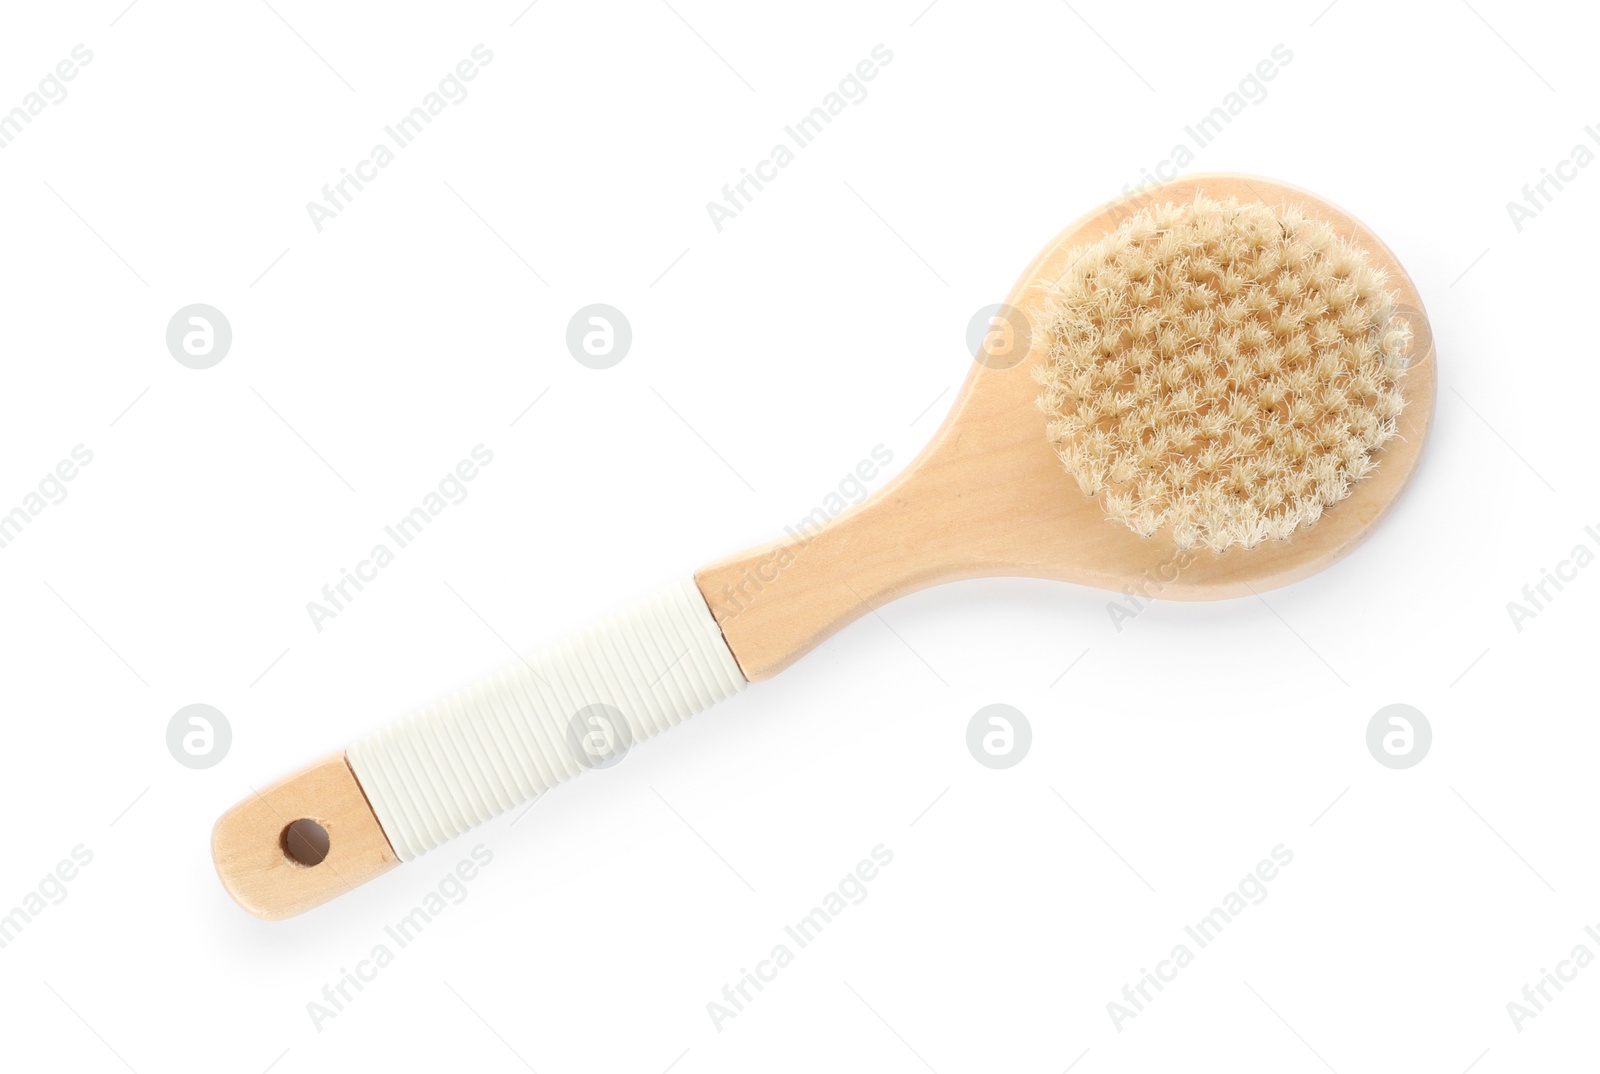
top-left (694, 340), bottom-right (1110, 681)
top-left (694, 461), bottom-right (1069, 681)
top-left (693, 496), bottom-right (936, 682)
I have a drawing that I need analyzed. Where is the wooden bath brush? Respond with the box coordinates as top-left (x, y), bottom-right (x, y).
top-left (213, 174), bottom-right (1436, 918)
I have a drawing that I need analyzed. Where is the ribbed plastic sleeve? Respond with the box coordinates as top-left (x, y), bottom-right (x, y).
top-left (346, 579), bottom-right (747, 861)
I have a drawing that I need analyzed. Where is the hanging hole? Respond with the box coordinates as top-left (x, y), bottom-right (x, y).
top-left (280, 819), bottom-right (330, 867)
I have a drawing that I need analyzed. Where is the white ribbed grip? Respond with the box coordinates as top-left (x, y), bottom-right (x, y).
top-left (346, 579), bottom-right (747, 861)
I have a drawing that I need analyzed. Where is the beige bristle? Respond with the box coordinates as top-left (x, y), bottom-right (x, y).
top-left (1034, 195), bottom-right (1411, 553)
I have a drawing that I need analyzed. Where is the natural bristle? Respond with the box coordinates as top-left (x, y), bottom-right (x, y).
top-left (1034, 195), bottom-right (1411, 552)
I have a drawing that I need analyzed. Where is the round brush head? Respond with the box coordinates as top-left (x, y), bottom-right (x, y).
top-left (1035, 194), bottom-right (1412, 553)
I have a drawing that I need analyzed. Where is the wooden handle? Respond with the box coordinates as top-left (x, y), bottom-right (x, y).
top-left (211, 582), bottom-right (745, 919)
top-left (694, 459), bottom-right (1082, 681)
top-left (211, 754), bottom-right (399, 921)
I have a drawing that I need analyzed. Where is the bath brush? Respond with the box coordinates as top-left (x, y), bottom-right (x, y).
top-left (213, 174), bottom-right (1435, 918)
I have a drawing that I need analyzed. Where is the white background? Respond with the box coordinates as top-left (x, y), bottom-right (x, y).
top-left (1, 1), bottom-right (1595, 1071)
